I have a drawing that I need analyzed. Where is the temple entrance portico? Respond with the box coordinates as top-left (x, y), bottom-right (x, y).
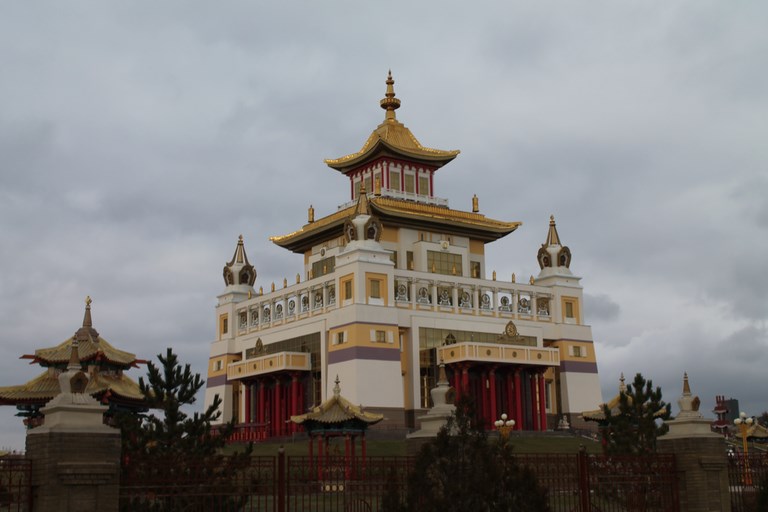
top-left (227, 352), bottom-right (312, 439)
top-left (435, 342), bottom-right (557, 431)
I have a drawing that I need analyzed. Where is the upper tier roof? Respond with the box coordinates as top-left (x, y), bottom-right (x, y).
top-left (270, 195), bottom-right (521, 253)
top-left (324, 71), bottom-right (459, 174)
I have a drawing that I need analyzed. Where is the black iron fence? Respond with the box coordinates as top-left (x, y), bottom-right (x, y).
top-left (118, 451), bottom-right (678, 512)
top-left (0, 455), bottom-right (31, 512)
top-left (728, 451), bottom-right (768, 512)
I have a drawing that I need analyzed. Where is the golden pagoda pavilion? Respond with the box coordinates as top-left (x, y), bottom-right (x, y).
top-left (0, 297), bottom-right (146, 427)
top-left (204, 72), bottom-right (603, 439)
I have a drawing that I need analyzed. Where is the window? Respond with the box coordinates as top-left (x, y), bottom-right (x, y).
top-left (404, 174), bottom-right (415, 193)
top-left (389, 170), bottom-right (400, 191)
top-left (406, 251), bottom-right (414, 270)
top-left (375, 330), bottom-right (386, 343)
top-left (471, 261), bottom-right (481, 278)
top-left (370, 280), bottom-right (381, 299)
top-left (418, 176), bottom-right (429, 196)
top-left (573, 346), bottom-right (582, 357)
top-left (214, 360), bottom-right (223, 371)
top-left (364, 175), bottom-right (372, 194)
top-left (565, 302), bottom-right (574, 318)
top-left (343, 280), bottom-right (353, 301)
top-left (219, 314), bottom-right (228, 336)
top-left (427, 250), bottom-right (463, 276)
top-left (336, 332), bottom-right (345, 345)
top-left (311, 256), bottom-right (335, 279)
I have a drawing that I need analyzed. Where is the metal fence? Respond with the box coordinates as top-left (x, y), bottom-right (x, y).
top-left (0, 456), bottom-right (31, 512)
top-left (728, 452), bottom-right (768, 512)
top-left (119, 451), bottom-right (678, 512)
top-left (519, 452), bottom-right (679, 512)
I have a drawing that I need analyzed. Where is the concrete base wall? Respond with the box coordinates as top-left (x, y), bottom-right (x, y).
top-left (26, 431), bottom-right (121, 512)
top-left (658, 435), bottom-right (731, 512)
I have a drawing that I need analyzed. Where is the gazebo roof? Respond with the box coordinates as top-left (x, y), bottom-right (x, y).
top-left (581, 373), bottom-right (667, 422)
top-left (291, 376), bottom-right (383, 429)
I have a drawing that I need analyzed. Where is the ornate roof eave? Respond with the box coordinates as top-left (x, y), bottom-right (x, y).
top-left (325, 135), bottom-right (459, 174)
top-left (24, 336), bottom-right (141, 368)
top-left (0, 370), bottom-right (145, 406)
top-left (271, 197), bottom-right (520, 253)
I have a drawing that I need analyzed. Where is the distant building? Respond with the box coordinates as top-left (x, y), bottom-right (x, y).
top-left (712, 395), bottom-right (739, 435)
top-left (204, 73), bottom-right (603, 438)
top-left (0, 298), bottom-right (146, 427)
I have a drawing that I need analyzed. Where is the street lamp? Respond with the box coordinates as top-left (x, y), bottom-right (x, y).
top-left (733, 411), bottom-right (754, 486)
top-left (495, 413), bottom-right (515, 440)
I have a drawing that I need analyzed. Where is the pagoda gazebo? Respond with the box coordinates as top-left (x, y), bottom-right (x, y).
top-left (0, 297), bottom-right (147, 427)
top-left (291, 376), bottom-right (383, 481)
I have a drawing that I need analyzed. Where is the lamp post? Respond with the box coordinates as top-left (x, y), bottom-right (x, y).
top-left (733, 411), bottom-right (753, 486)
top-left (494, 413), bottom-right (515, 440)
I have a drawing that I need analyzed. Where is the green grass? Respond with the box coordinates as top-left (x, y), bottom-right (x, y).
top-left (222, 433), bottom-right (601, 457)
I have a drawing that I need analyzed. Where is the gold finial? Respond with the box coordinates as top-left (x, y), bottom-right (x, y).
top-left (271, 282), bottom-right (275, 292)
top-left (492, 270), bottom-right (497, 281)
top-left (85, 296), bottom-right (92, 307)
top-left (511, 273), bottom-right (516, 283)
top-left (472, 194), bottom-right (479, 213)
top-left (259, 286), bottom-right (263, 295)
top-left (296, 273), bottom-right (301, 284)
top-left (283, 278), bottom-right (287, 288)
top-left (529, 275), bottom-right (535, 285)
top-left (380, 70), bottom-right (401, 121)
top-left (238, 234), bottom-right (243, 241)
top-left (308, 205), bottom-right (315, 223)
top-left (248, 290), bottom-right (252, 299)
top-left (546, 214), bottom-right (561, 246)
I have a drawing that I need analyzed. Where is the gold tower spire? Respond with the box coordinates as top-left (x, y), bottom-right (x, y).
top-left (380, 70), bottom-right (401, 121)
top-left (546, 215), bottom-right (561, 246)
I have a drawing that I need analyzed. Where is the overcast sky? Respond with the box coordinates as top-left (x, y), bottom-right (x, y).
top-left (1, 1), bottom-right (766, 450)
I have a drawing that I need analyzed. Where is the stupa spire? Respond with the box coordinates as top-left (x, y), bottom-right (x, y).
top-left (74, 296), bottom-right (99, 342)
top-left (380, 70), bottom-right (401, 121)
top-left (223, 235), bottom-right (256, 287)
top-left (546, 215), bottom-right (561, 246)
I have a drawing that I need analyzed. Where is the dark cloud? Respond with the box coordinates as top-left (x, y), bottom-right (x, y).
top-left (1, 1), bottom-right (767, 449)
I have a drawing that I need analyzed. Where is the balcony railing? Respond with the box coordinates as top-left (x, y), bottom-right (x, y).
top-left (437, 342), bottom-right (559, 367)
top-left (228, 351), bottom-right (311, 381)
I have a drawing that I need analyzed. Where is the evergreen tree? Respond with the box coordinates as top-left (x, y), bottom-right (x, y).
top-left (118, 348), bottom-right (251, 511)
top-left (601, 372), bottom-right (671, 455)
top-left (396, 397), bottom-right (549, 512)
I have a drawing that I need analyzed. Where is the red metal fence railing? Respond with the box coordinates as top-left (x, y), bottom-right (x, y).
top-left (518, 452), bottom-right (679, 512)
top-left (728, 452), bottom-right (768, 512)
top-left (0, 456), bottom-right (31, 512)
top-left (118, 451), bottom-right (678, 512)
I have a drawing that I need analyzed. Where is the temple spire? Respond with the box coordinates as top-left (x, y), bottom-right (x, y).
top-left (546, 215), bottom-right (561, 246)
top-left (74, 296), bottom-right (99, 342)
top-left (223, 235), bottom-right (257, 287)
top-left (380, 70), bottom-right (401, 121)
top-left (355, 182), bottom-right (371, 216)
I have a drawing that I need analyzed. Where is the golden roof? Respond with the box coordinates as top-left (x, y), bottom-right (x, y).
top-left (325, 72), bottom-right (459, 173)
top-left (581, 374), bottom-right (667, 422)
top-left (0, 368), bottom-right (144, 404)
top-left (23, 298), bottom-right (140, 368)
top-left (291, 377), bottom-right (383, 426)
top-left (271, 196), bottom-right (520, 252)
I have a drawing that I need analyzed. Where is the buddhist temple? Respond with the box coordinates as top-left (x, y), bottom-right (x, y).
top-left (0, 297), bottom-right (146, 427)
top-left (205, 72), bottom-right (603, 439)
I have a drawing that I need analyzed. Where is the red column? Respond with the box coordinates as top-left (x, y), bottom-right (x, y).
top-left (317, 436), bottom-right (324, 480)
top-left (489, 368), bottom-right (497, 426)
top-left (453, 366), bottom-right (461, 401)
top-left (290, 374), bottom-right (299, 433)
top-left (514, 369), bottom-right (523, 431)
top-left (244, 382), bottom-right (251, 424)
top-left (257, 380), bottom-right (265, 426)
top-left (530, 372), bottom-right (539, 431)
top-left (480, 369), bottom-right (489, 427)
top-left (538, 373), bottom-right (547, 431)
top-left (461, 365), bottom-right (470, 401)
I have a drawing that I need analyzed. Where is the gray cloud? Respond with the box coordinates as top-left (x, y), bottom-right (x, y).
top-left (1, 1), bottom-right (767, 448)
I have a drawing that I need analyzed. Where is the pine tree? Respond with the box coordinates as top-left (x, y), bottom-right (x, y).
top-left (601, 372), bottom-right (671, 455)
top-left (397, 397), bottom-right (549, 512)
top-left (118, 348), bottom-right (251, 511)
